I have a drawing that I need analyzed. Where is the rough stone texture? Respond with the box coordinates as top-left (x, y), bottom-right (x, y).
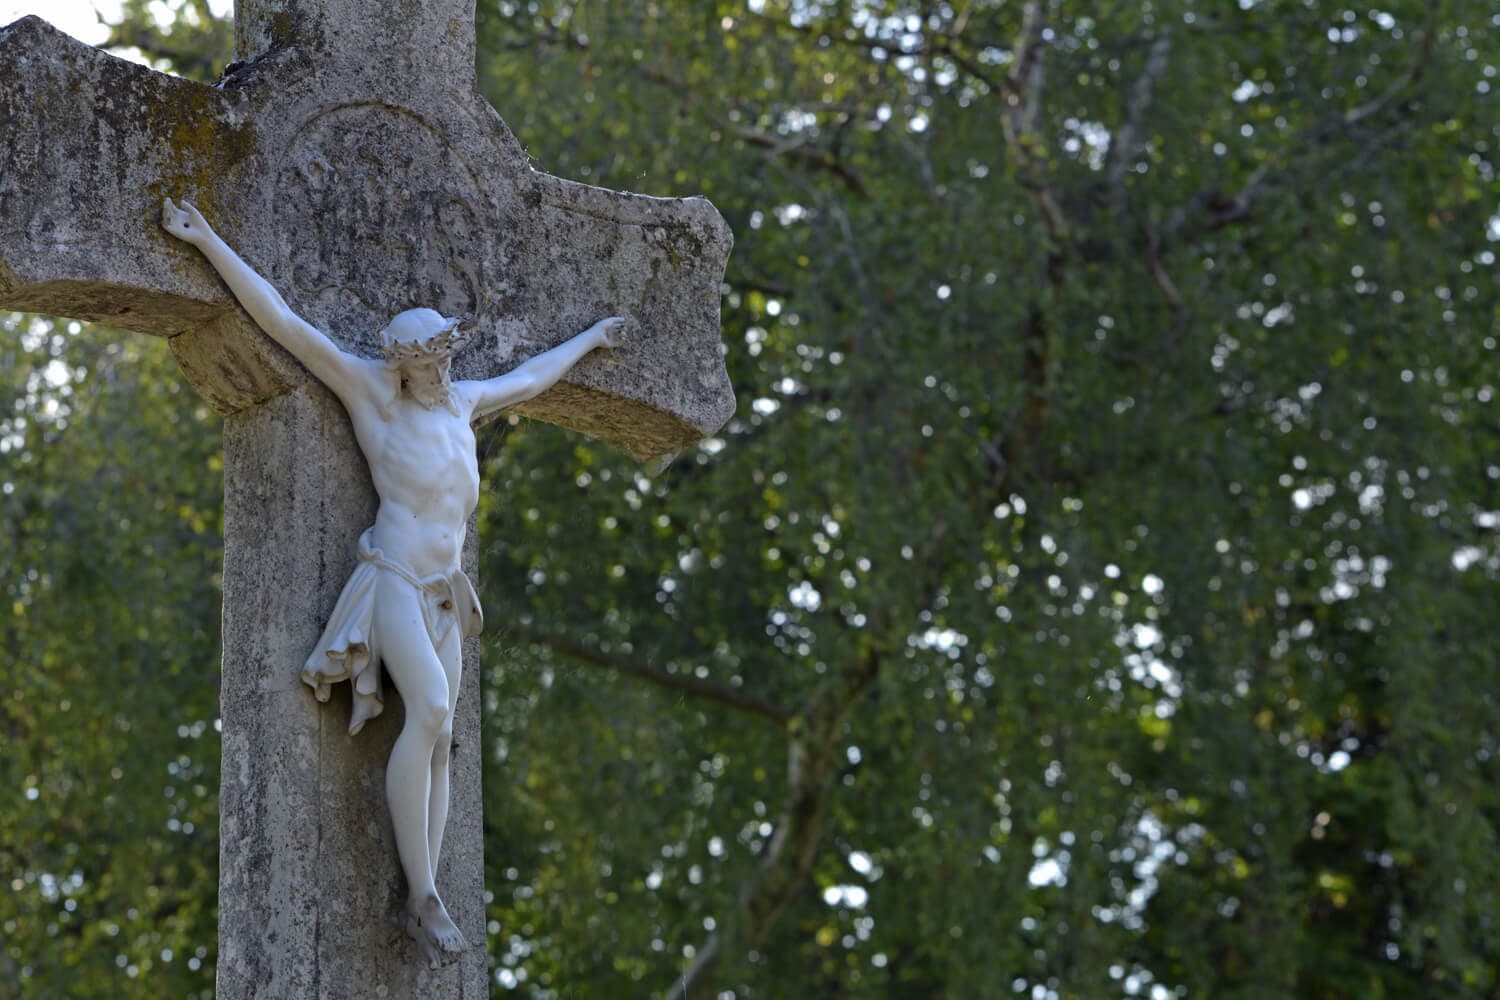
top-left (220, 388), bottom-right (486, 997)
top-left (0, 17), bottom-right (246, 332)
top-left (2, 1), bottom-right (734, 996)
top-left (0, 13), bottom-right (735, 460)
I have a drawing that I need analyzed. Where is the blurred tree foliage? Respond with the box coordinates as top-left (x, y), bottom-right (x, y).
top-left (3, 0), bottom-right (1497, 997)
top-left (0, 322), bottom-right (223, 996)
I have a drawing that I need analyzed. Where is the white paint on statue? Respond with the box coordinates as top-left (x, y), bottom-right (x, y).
top-left (162, 197), bottom-right (622, 967)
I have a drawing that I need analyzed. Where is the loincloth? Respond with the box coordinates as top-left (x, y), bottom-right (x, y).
top-left (301, 528), bottom-right (484, 735)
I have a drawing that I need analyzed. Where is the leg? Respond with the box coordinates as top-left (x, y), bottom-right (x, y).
top-left (426, 623), bottom-right (462, 876)
top-left (373, 576), bottom-right (465, 966)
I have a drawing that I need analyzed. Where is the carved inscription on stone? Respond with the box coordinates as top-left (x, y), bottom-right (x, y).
top-left (272, 104), bottom-right (498, 344)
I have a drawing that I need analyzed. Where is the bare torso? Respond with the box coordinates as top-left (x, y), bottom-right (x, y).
top-left (347, 385), bottom-right (479, 578)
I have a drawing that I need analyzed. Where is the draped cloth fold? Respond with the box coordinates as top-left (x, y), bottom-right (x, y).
top-left (301, 528), bottom-right (484, 735)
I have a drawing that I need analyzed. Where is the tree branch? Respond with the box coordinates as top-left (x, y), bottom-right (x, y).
top-left (1144, 219), bottom-right (1189, 339)
top-left (1011, 1), bottom-right (1048, 127)
top-left (1343, 0), bottom-right (1438, 127)
top-left (667, 647), bottom-right (883, 1000)
top-left (1105, 30), bottom-right (1172, 202)
top-left (733, 127), bottom-right (869, 198)
top-left (998, 1), bottom-right (1069, 252)
top-left (1162, 0), bottom-right (1437, 248)
top-left (509, 627), bottom-right (794, 727)
top-left (732, 276), bottom-right (795, 299)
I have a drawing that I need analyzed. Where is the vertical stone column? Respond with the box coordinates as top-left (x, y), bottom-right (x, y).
top-left (217, 387), bottom-right (486, 998)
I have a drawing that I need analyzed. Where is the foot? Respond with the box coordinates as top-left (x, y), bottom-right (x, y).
top-left (404, 894), bottom-right (467, 969)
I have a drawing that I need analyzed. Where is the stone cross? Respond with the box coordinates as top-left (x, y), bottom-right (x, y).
top-left (0, 1), bottom-right (734, 994)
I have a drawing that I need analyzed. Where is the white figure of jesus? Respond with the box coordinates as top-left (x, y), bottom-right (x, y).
top-left (162, 198), bottom-right (622, 967)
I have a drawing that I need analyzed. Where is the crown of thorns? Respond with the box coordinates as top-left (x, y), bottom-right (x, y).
top-left (379, 315), bottom-right (472, 364)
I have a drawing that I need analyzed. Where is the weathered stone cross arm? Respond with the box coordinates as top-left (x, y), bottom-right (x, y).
top-left (0, 19), bottom-right (242, 333)
top-left (1, 8), bottom-right (735, 461)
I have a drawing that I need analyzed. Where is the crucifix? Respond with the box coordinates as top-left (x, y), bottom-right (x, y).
top-left (1, 1), bottom-right (734, 994)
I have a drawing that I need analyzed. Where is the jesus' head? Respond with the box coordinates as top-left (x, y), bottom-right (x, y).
top-left (378, 308), bottom-right (469, 410)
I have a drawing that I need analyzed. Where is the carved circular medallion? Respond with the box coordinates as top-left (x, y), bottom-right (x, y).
top-left (272, 104), bottom-right (497, 350)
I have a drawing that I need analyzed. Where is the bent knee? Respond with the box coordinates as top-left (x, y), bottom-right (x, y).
top-left (431, 726), bottom-right (456, 764)
top-left (405, 697), bottom-right (450, 740)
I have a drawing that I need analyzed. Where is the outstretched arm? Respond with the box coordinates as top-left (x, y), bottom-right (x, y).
top-left (464, 317), bottom-right (625, 419)
top-left (161, 198), bottom-right (376, 405)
